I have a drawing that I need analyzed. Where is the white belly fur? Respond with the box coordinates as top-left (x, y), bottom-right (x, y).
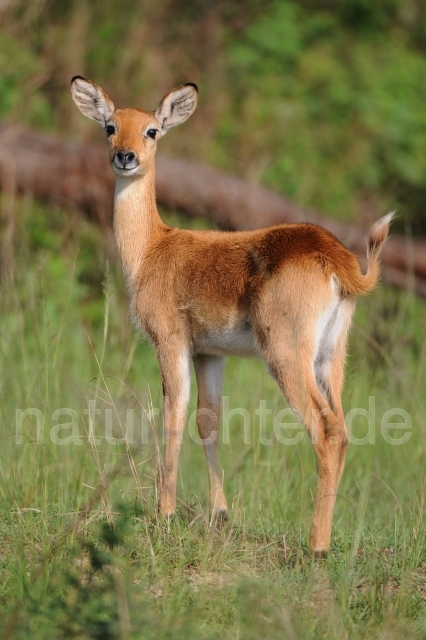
top-left (194, 323), bottom-right (260, 358)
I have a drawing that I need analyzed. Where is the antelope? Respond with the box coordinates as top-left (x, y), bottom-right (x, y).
top-left (71, 76), bottom-right (392, 557)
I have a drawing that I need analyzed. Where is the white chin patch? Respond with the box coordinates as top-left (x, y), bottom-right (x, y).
top-left (112, 165), bottom-right (140, 177)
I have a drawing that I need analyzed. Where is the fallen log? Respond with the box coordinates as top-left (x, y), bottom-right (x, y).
top-left (0, 123), bottom-right (425, 296)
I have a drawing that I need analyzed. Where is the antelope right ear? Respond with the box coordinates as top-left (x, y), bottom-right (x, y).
top-left (155, 83), bottom-right (198, 135)
top-left (70, 76), bottom-right (115, 126)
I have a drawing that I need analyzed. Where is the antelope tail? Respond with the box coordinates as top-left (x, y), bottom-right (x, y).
top-left (359, 211), bottom-right (394, 294)
top-left (337, 212), bottom-right (394, 297)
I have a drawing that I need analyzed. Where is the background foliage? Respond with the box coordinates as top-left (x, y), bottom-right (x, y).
top-left (2, 0), bottom-right (426, 231)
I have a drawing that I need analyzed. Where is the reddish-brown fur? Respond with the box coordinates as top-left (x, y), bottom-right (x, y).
top-left (71, 76), bottom-right (392, 556)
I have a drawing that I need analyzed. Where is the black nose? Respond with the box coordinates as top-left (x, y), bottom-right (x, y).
top-left (116, 151), bottom-right (136, 166)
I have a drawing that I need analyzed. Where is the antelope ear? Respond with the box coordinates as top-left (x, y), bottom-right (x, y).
top-left (155, 83), bottom-right (198, 134)
top-left (70, 76), bottom-right (115, 126)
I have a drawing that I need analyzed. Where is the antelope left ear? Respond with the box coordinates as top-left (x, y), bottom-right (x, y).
top-left (155, 83), bottom-right (198, 135)
top-left (70, 76), bottom-right (115, 126)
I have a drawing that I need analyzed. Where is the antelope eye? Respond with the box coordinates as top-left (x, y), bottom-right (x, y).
top-left (105, 124), bottom-right (116, 136)
top-left (147, 128), bottom-right (158, 139)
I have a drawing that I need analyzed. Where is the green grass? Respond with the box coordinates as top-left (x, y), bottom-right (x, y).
top-left (0, 203), bottom-right (425, 639)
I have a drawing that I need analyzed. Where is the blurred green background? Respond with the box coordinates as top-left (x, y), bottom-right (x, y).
top-left (3, 0), bottom-right (426, 232)
top-left (1, 1), bottom-right (426, 639)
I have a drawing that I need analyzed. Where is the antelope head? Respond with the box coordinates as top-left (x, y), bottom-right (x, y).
top-left (70, 76), bottom-right (198, 177)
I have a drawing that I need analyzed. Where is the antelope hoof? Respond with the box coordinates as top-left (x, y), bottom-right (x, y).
top-left (210, 509), bottom-right (228, 527)
top-left (158, 499), bottom-right (176, 520)
top-left (313, 549), bottom-right (328, 560)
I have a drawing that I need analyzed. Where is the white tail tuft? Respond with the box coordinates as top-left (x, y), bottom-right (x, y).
top-left (368, 211), bottom-right (395, 258)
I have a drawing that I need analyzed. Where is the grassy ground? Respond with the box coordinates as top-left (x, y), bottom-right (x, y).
top-left (0, 203), bottom-right (425, 639)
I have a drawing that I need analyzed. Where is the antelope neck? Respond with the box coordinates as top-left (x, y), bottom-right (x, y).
top-left (113, 165), bottom-right (166, 283)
